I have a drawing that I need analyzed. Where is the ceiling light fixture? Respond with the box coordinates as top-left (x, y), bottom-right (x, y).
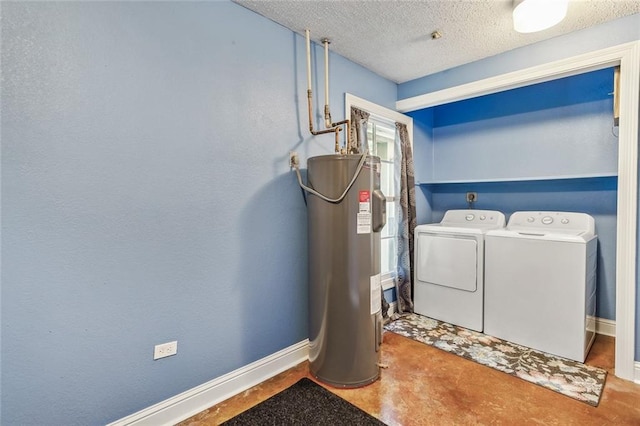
top-left (513, 0), bottom-right (568, 33)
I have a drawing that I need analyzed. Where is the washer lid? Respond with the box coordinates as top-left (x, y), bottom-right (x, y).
top-left (491, 211), bottom-right (595, 242)
top-left (502, 211), bottom-right (596, 240)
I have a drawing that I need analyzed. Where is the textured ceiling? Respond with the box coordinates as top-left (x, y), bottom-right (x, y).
top-left (234, 0), bottom-right (640, 83)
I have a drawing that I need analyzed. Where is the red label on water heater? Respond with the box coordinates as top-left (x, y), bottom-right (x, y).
top-left (357, 190), bottom-right (371, 234)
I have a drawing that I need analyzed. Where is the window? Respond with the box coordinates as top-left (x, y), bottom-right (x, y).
top-left (345, 94), bottom-right (413, 291)
top-left (367, 117), bottom-right (397, 285)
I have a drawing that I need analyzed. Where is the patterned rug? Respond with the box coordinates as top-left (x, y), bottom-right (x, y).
top-left (385, 313), bottom-right (607, 406)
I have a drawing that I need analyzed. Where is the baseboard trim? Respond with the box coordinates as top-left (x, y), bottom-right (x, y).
top-left (107, 339), bottom-right (309, 426)
top-left (593, 316), bottom-right (616, 337)
top-left (106, 313), bottom-right (619, 424)
top-left (635, 362), bottom-right (640, 384)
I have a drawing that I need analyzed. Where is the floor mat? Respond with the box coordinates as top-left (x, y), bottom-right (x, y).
top-left (385, 313), bottom-right (607, 406)
top-left (220, 377), bottom-right (385, 425)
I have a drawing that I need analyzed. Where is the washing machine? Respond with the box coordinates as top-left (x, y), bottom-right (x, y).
top-left (484, 211), bottom-right (597, 362)
top-left (414, 209), bottom-right (506, 332)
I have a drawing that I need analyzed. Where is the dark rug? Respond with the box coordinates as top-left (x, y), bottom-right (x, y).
top-left (385, 313), bottom-right (607, 406)
top-left (220, 378), bottom-right (385, 425)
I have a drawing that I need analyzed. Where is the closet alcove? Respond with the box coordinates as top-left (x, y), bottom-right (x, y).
top-left (396, 41), bottom-right (640, 381)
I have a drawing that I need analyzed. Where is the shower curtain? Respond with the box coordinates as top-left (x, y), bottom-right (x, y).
top-left (394, 122), bottom-right (416, 315)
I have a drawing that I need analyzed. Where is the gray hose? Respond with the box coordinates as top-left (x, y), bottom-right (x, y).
top-left (294, 152), bottom-right (368, 204)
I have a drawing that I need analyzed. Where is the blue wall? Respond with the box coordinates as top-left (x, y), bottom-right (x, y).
top-left (427, 69), bottom-right (618, 182)
top-left (0, 2), bottom-right (396, 424)
top-left (401, 14), bottom-right (639, 359)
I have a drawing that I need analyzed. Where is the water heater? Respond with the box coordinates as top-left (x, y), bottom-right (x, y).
top-left (307, 154), bottom-right (386, 388)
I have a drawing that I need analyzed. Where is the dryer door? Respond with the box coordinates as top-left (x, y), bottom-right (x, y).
top-left (416, 233), bottom-right (478, 292)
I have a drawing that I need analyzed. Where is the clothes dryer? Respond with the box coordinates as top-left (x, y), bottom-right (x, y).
top-left (414, 209), bottom-right (506, 331)
top-left (484, 211), bottom-right (597, 362)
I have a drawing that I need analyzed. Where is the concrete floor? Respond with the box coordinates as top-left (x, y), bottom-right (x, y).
top-left (180, 332), bottom-right (640, 425)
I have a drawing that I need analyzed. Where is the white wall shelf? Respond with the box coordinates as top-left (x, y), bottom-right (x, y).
top-left (417, 172), bottom-right (618, 186)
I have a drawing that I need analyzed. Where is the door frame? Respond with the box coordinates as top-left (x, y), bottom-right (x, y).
top-left (396, 41), bottom-right (640, 381)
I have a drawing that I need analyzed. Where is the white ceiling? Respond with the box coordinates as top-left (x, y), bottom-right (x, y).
top-left (233, 0), bottom-right (639, 83)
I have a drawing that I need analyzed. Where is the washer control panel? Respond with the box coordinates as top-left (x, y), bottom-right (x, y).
top-left (541, 216), bottom-right (554, 225)
top-left (507, 211), bottom-right (595, 234)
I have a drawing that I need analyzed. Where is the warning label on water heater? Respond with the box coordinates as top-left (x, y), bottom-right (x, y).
top-left (357, 190), bottom-right (371, 234)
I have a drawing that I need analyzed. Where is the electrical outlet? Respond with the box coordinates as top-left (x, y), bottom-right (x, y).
top-left (289, 151), bottom-right (299, 168)
top-left (466, 192), bottom-right (478, 203)
top-left (154, 341), bottom-right (177, 360)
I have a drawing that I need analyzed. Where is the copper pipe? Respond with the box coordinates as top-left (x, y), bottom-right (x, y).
top-left (307, 90), bottom-right (339, 137)
top-left (331, 119), bottom-right (352, 153)
top-left (324, 104), bottom-right (332, 129)
top-left (305, 103), bottom-right (349, 154)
